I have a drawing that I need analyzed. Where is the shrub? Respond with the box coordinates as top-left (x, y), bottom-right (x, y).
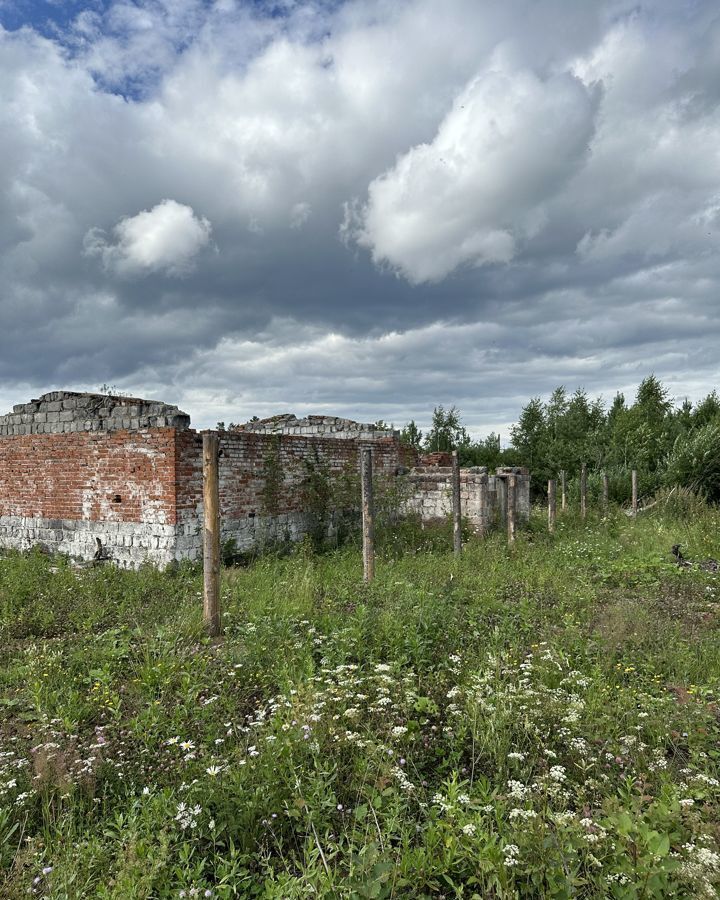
top-left (664, 423), bottom-right (720, 501)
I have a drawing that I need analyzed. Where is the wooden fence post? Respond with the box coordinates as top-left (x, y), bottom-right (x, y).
top-left (580, 464), bottom-right (587, 520)
top-left (203, 432), bottom-right (221, 637)
top-left (632, 469), bottom-right (638, 517)
top-left (602, 472), bottom-right (609, 511)
top-left (361, 447), bottom-right (375, 582)
top-left (548, 479), bottom-right (556, 534)
top-left (561, 470), bottom-right (567, 511)
top-left (452, 450), bottom-right (462, 556)
top-left (507, 475), bottom-right (517, 545)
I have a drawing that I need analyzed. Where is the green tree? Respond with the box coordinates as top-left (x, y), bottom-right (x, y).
top-left (424, 406), bottom-right (470, 453)
top-left (460, 432), bottom-right (503, 469)
top-left (623, 376), bottom-right (674, 473)
top-left (693, 391), bottom-right (720, 428)
top-left (400, 420), bottom-right (423, 450)
top-left (665, 423), bottom-right (720, 501)
top-left (510, 397), bottom-right (547, 469)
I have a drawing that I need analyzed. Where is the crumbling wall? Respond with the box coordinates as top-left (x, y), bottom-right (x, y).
top-left (0, 392), bottom-right (530, 568)
top-left (174, 430), bottom-right (402, 559)
top-left (0, 392), bottom-right (191, 567)
top-left (0, 391), bottom-right (189, 435)
top-left (0, 433), bottom-right (180, 567)
top-left (494, 467), bottom-right (531, 523)
top-left (404, 465), bottom-right (530, 534)
top-left (232, 414), bottom-right (396, 442)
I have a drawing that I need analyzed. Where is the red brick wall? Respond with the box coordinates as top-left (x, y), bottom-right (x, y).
top-left (420, 451), bottom-right (454, 467)
top-left (0, 426), bottom-right (403, 557)
top-left (175, 430), bottom-right (402, 522)
top-left (0, 430), bottom-right (177, 525)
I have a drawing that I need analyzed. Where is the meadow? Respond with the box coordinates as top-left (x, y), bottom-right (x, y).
top-left (1, 499), bottom-right (719, 898)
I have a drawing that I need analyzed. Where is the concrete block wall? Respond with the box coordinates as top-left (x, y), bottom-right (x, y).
top-left (232, 414), bottom-right (398, 442)
top-left (404, 465), bottom-right (530, 534)
top-left (0, 391), bottom-right (190, 436)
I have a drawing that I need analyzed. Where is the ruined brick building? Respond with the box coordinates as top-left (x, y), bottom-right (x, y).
top-left (0, 392), bottom-right (529, 568)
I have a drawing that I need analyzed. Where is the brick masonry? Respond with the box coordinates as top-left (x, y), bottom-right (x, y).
top-left (0, 392), bottom-right (531, 567)
top-left (172, 429), bottom-right (403, 561)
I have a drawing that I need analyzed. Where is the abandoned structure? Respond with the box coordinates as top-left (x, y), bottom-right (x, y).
top-left (0, 392), bottom-right (530, 568)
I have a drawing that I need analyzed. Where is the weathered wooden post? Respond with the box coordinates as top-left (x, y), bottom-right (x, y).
top-left (507, 474), bottom-right (517, 545)
top-left (561, 470), bottom-right (567, 511)
top-left (631, 469), bottom-right (638, 517)
top-left (203, 432), bottom-right (221, 637)
top-left (361, 447), bottom-right (375, 582)
top-left (580, 464), bottom-right (587, 520)
top-left (452, 450), bottom-right (462, 556)
top-left (548, 479), bottom-right (556, 534)
top-left (602, 472), bottom-right (609, 511)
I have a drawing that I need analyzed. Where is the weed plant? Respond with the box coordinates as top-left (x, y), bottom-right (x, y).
top-left (1, 504), bottom-right (719, 897)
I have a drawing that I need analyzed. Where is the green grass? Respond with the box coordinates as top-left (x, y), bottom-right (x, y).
top-left (1, 506), bottom-right (720, 898)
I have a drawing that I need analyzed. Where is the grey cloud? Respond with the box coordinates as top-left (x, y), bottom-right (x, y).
top-left (1, 0), bottom-right (720, 435)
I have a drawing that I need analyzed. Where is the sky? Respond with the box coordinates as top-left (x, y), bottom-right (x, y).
top-left (1, 0), bottom-right (719, 437)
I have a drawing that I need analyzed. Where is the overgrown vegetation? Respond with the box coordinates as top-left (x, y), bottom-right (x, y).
top-left (1, 503), bottom-right (720, 897)
top-left (403, 376), bottom-right (720, 503)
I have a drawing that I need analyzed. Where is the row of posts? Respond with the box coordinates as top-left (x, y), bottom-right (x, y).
top-left (202, 433), bottom-right (638, 634)
top-left (547, 465), bottom-right (638, 533)
top-left (203, 441), bottom-right (518, 630)
top-left (361, 447), bottom-right (518, 581)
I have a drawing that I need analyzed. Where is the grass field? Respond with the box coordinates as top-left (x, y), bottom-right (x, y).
top-left (1, 501), bottom-right (720, 898)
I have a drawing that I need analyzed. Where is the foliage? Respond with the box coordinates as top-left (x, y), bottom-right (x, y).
top-left (411, 376), bottom-right (720, 504)
top-left (424, 405), bottom-right (470, 454)
top-left (260, 437), bottom-right (284, 516)
top-left (399, 420), bottom-right (423, 450)
top-left (664, 423), bottom-right (720, 502)
top-left (300, 450), bottom-right (334, 551)
top-left (404, 375), bottom-right (720, 504)
top-left (2, 507), bottom-right (720, 896)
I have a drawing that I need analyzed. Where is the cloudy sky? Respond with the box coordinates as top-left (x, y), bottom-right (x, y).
top-left (1, 0), bottom-right (719, 436)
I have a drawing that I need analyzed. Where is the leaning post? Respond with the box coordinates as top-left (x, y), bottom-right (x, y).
top-left (580, 464), bottom-right (587, 520)
top-left (548, 478), bottom-right (556, 534)
top-left (632, 469), bottom-right (638, 517)
top-left (203, 432), bottom-right (221, 637)
top-left (561, 470), bottom-right (567, 511)
top-left (361, 447), bottom-right (375, 582)
top-left (507, 474), bottom-right (517, 545)
top-left (602, 472), bottom-right (609, 511)
top-left (452, 450), bottom-right (462, 556)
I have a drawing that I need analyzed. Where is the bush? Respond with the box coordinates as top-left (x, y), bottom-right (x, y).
top-left (664, 422), bottom-right (720, 501)
top-left (647, 485), bottom-right (708, 519)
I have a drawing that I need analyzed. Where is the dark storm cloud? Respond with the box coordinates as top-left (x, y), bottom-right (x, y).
top-left (1, 0), bottom-right (720, 433)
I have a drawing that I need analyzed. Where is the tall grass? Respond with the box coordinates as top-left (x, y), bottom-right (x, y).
top-left (1, 504), bottom-right (719, 897)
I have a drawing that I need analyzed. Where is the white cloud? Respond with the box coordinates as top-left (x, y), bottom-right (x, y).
top-left (84, 199), bottom-right (212, 276)
top-left (347, 60), bottom-right (598, 283)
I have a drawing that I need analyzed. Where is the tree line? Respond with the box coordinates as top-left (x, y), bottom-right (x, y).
top-left (400, 376), bottom-right (720, 503)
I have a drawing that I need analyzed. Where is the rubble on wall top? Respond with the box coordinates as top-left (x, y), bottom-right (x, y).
top-left (1, 391), bottom-right (191, 436)
top-left (232, 413), bottom-right (399, 439)
top-left (31, 390), bottom-right (151, 406)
